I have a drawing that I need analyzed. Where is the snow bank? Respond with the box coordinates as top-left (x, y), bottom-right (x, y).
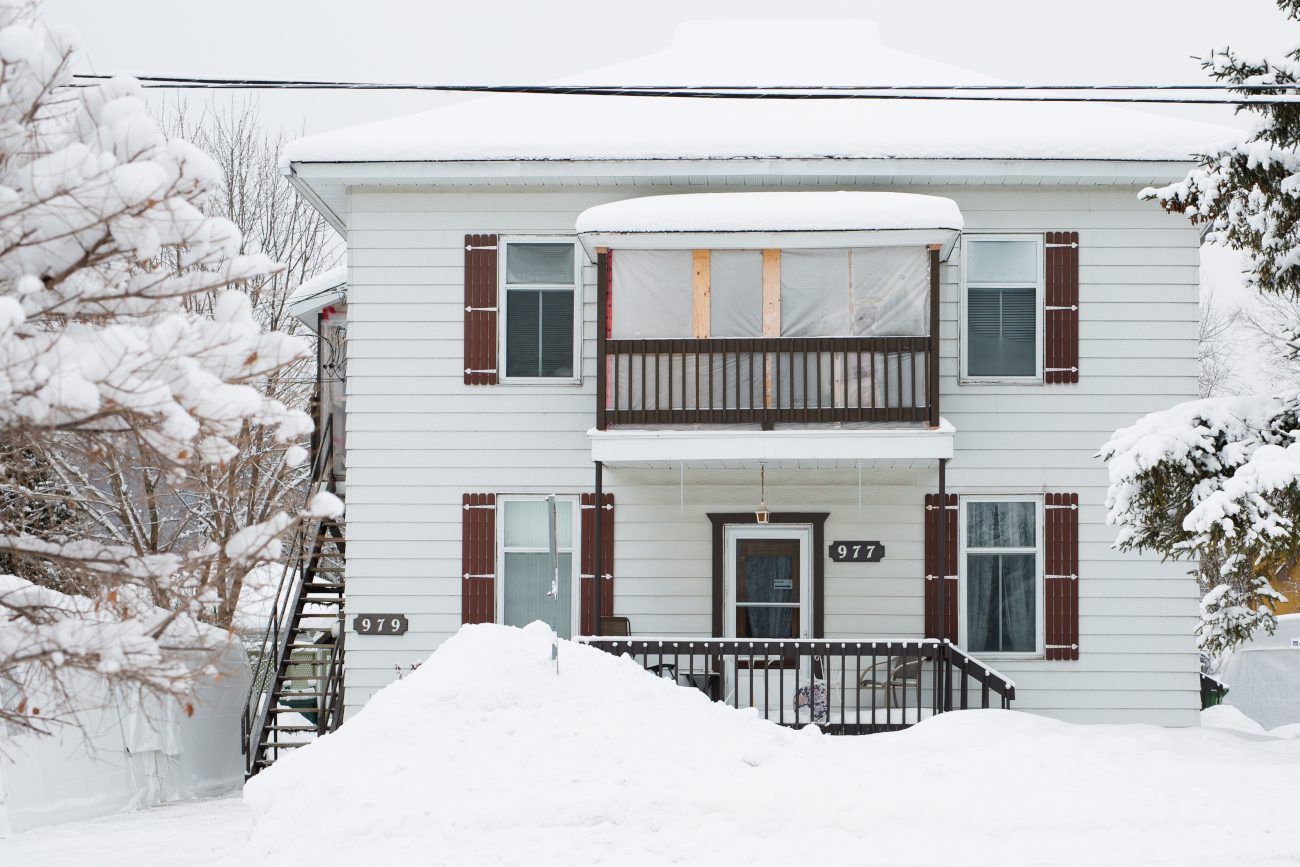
top-left (575, 192), bottom-right (963, 235)
top-left (241, 623), bottom-right (1300, 866)
top-left (1200, 704), bottom-right (1268, 735)
top-left (284, 21), bottom-right (1242, 166)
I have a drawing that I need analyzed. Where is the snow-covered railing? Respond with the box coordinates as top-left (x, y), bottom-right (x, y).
top-left (580, 637), bottom-right (1014, 733)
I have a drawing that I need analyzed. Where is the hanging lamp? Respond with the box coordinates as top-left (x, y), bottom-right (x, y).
top-left (755, 462), bottom-right (770, 524)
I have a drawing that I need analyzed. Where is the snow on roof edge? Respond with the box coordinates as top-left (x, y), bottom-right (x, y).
top-left (575, 192), bottom-right (963, 235)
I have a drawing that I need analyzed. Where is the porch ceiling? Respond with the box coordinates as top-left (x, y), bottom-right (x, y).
top-left (587, 419), bottom-right (954, 470)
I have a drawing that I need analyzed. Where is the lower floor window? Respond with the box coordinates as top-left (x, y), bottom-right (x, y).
top-left (500, 497), bottom-right (575, 639)
top-left (964, 498), bottom-right (1041, 654)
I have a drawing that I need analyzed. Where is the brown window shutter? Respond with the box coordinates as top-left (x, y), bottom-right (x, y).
top-left (923, 493), bottom-right (958, 643)
top-left (580, 493), bottom-right (614, 635)
top-left (464, 234), bottom-right (498, 385)
top-left (1045, 492), bottom-right (1080, 660)
top-left (1045, 231), bottom-right (1079, 384)
top-left (461, 493), bottom-right (496, 624)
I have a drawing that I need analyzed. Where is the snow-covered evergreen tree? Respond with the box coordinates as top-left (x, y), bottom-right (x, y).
top-left (0, 3), bottom-right (339, 735)
top-left (1106, 0), bottom-right (1300, 653)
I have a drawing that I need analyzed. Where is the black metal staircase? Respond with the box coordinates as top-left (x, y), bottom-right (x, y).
top-left (241, 415), bottom-right (346, 777)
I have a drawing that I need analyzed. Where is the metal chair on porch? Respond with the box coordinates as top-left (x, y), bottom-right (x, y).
top-left (859, 657), bottom-right (924, 711)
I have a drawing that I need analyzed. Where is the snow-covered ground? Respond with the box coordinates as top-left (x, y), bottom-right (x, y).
top-left (7, 623), bottom-right (1300, 866)
top-left (0, 795), bottom-right (252, 866)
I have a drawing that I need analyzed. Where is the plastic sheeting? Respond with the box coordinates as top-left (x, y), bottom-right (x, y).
top-left (1218, 614), bottom-right (1300, 731)
top-left (609, 248), bottom-right (928, 339)
top-left (610, 250), bottom-right (693, 339)
top-left (0, 642), bottom-right (250, 834)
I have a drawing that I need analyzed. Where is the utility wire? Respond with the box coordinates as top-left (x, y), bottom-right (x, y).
top-left (67, 74), bottom-right (1300, 104)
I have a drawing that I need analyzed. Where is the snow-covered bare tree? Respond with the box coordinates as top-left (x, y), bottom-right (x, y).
top-left (0, 4), bottom-right (340, 736)
top-left (1197, 278), bottom-right (1244, 399)
top-left (50, 97), bottom-right (342, 629)
top-left (1106, 0), bottom-right (1300, 653)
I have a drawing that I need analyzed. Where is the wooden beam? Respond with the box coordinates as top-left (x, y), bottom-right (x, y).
top-left (762, 249), bottom-right (780, 412)
top-left (762, 249), bottom-right (781, 337)
top-left (692, 249), bottom-right (710, 339)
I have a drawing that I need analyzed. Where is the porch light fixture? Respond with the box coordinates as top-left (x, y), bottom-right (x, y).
top-left (755, 462), bottom-right (770, 524)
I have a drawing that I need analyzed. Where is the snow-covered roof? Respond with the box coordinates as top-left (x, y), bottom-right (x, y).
top-left (288, 265), bottom-right (346, 327)
top-left (575, 191), bottom-right (963, 258)
top-left (284, 21), bottom-right (1243, 167)
top-left (576, 192), bottom-right (962, 235)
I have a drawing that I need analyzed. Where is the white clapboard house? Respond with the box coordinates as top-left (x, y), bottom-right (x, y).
top-left (247, 20), bottom-right (1243, 769)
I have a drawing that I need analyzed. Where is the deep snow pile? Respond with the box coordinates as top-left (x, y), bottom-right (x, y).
top-left (242, 624), bottom-right (1300, 866)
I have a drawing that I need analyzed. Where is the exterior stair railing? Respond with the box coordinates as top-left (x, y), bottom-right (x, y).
top-left (240, 412), bottom-right (345, 776)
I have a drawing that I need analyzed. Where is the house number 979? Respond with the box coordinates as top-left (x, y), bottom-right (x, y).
top-left (829, 541), bottom-right (885, 562)
top-left (353, 614), bottom-right (409, 635)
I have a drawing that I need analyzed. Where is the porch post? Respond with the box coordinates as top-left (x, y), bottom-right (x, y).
top-left (937, 456), bottom-right (948, 712)
top-left (597, 250), bottom-right (608, 432)
top-left (937, 457), bottom-right (946, 640)
top-left (594, 459), bottom-right (603, 636)
top-left (928, 245), bottom-right (941, 429)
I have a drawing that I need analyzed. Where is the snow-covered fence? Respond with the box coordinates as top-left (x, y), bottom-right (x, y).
top-left (580, 637), bottom-right (1014, 732)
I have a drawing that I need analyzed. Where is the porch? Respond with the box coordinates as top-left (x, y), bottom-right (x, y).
top-left (581, 636), bottom-right (1015, 734)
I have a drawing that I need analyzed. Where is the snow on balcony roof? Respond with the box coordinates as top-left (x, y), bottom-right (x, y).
top-left (575, 192), bottom-right (962, 235)
top-left (284, 20), bottom-right (1244, 166)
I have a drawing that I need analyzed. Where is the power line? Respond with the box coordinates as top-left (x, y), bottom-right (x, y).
top-left (68, 74), bottom-right (1300, 104)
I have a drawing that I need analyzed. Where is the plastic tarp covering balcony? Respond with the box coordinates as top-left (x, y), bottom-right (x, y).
top-left (608, 247), bottom-right (927, 412)
top-left (1217, 614), bottom-right (1300, 731)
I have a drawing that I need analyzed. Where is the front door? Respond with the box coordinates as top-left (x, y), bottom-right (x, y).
top-left (723, 525), bottom-right (814, 721)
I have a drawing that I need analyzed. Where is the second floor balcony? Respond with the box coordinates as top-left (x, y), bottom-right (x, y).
top-left (577, 192), bottom-right (958, 452)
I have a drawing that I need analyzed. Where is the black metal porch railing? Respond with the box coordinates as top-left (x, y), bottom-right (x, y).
top-left (598, 336), bottom-right (935, 430)
top-left (582, 637), bottom-right (1014, 734)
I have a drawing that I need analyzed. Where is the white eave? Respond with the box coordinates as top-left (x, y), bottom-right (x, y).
top-left (288, 265), bottom-right (348, 328)
top-left (282, 157), bottom-right (1202, 241)
top-left (588, 420), bottom-right (955, 470)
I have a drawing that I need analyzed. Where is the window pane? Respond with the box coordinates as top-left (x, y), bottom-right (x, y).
top-left (999, 554), bottom-right (1037, 652)
top-left (540, 290), bottom-right (574, 377)
top-left (740, 554), bottom-right (796, 604)
top-left (738, 606), bottom-right (797, 639)
top-left (968, 287), bottom-right (1036, 377)
top-left (967, 553), bottom-right (1036, 653)
top-left (967, 501), bottom-right (1036, 548)
top-left (506, 289), bottom-right (540, 377)
top-left (967, 240), bottom-right (1036, 283)
top-left (503, 552), bottom-right (573, 639)
top-left (506, 243), bottom-right (574, 284)
top-left (503, 500), bottom-right (573, 548)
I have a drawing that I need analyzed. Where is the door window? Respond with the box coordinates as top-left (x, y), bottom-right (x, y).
top-left (735, 539), bottom-right (801, 639)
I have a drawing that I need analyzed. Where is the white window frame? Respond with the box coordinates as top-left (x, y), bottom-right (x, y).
top-left (722, 524), bottom-right (814, 640)
top-left (958, 494), bottom-right (1045, 659)
top-left (497, 236), bottom-right (585, 386)
top-left (958, 234), bottom-right (1045, 384)
top-left (495, 494), bottom-right (582, 636)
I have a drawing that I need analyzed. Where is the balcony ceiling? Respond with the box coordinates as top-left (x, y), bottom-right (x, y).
top-left (588, 419), bottom-right (955, 470)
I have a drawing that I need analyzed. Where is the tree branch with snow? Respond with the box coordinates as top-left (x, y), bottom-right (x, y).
top-left (0, 3), bottom-right (340, 735)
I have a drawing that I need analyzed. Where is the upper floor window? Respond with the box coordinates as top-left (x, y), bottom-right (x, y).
top-left (960, 236), bottom-right (1043, 382)
top-left (501, 239), bottom-right (581, 382)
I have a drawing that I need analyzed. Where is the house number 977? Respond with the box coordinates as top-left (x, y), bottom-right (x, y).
top-left (829, 541), bottom-right (885, 563)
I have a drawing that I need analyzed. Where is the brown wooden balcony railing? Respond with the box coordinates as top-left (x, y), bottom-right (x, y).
top-left (598, 336), bottom-right (935, 429)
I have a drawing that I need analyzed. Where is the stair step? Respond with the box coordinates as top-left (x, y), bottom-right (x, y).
top-left (264, 725), bottom-right (321, 732)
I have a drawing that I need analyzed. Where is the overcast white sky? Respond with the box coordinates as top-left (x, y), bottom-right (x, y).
top-left (39, 0), bottom-right (1299, 136)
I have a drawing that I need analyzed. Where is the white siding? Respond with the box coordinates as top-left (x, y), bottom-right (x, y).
top-left (342, 184), bottom-right (1200, 726)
